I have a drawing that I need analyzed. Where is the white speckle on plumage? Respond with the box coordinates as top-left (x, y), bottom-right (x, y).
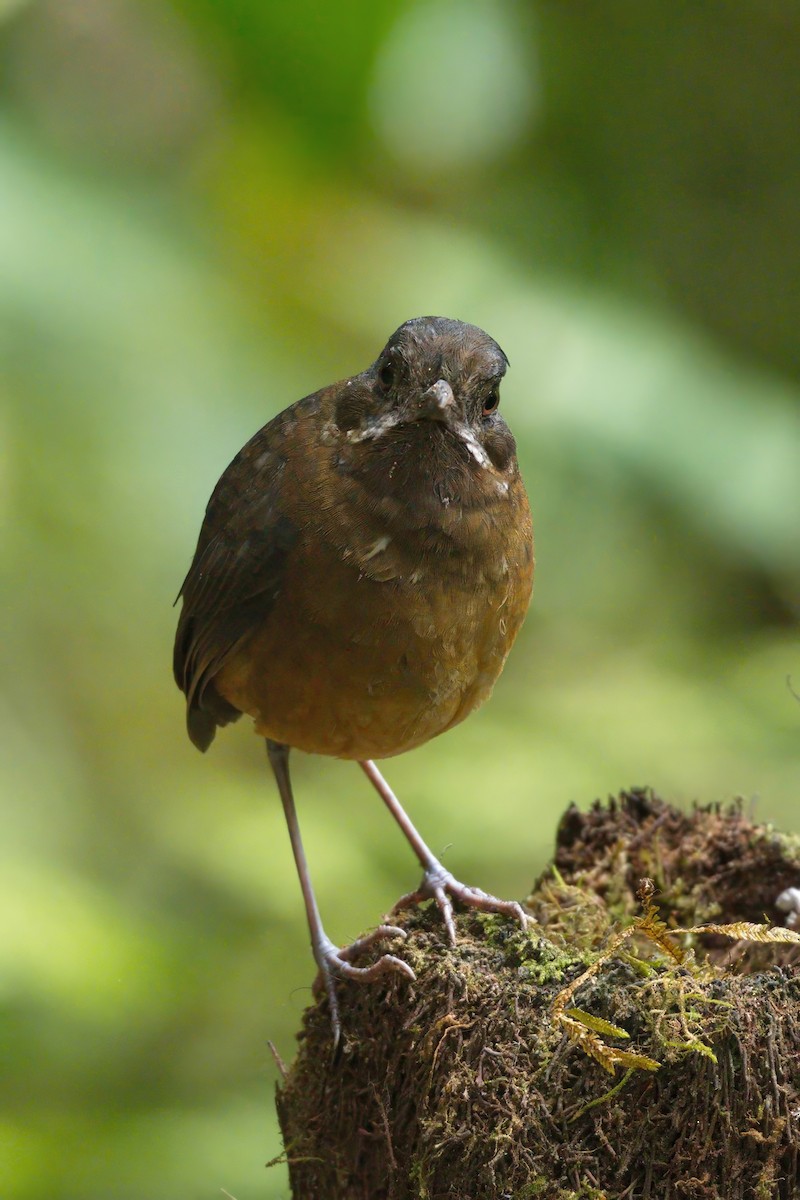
top-left (363, 535), bottom-right (391, 561)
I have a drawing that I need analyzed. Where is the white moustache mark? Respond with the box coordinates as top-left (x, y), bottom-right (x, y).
top-left (458, 425), bottom-right (490, 467)
top-left (347, 412), bottom-right (402, 443)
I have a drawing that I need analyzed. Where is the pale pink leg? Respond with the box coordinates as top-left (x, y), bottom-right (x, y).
top-left (358, 759), bottom-right (529, 944)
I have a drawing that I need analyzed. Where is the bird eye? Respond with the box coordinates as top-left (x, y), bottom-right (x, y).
top-left (378, 360), bottom-right (395, 391)
top-left (482, 387), bottom-right (500, 416)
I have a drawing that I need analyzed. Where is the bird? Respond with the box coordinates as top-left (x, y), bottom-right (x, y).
top-left (173, 315), bottom-right (534, 1042)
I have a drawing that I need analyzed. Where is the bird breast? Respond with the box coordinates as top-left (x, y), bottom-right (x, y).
top-left (214, 414), bottom-right (533, 760)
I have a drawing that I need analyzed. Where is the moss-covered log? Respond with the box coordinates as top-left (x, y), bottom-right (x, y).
top-left (276, 790), bottom-right (800, 1199)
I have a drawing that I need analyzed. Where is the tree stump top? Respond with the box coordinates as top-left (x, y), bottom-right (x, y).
top-left (277, 791), bottom-right (800, 1199)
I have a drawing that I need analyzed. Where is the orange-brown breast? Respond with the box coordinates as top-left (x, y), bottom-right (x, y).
top-left (215, 407), bottom-right (533, 759)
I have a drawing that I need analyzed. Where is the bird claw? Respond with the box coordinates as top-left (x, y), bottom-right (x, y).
top-left (312, 927), bottom-right (416, 1050)
top-left (335, 923), bottom-right (410, 963)
top-left (393, 860), bottom-right (530, 945)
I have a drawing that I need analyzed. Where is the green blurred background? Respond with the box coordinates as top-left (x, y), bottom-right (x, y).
top-left (2, 1), bottom-right (798, 1196)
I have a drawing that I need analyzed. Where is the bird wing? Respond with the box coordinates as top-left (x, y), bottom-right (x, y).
top-left (173, 411), bottom-right (299, 751)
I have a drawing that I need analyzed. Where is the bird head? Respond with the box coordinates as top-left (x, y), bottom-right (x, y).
top-left (334, 317), bottom-right (516, 472)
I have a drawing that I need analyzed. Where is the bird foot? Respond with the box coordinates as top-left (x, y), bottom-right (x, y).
top-left (312, 925), bottom-right (416, 1049)
top-left (393, 859), bottom-right (530, 945)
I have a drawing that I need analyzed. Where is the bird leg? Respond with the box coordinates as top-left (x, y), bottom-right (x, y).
top-left (266, 741), bottom-right (415, 1046)
top-left (358, 759), bottom-right (529, 944)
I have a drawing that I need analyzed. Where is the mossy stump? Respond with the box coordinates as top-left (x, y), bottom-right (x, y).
top-left (276, 790), bottom-right (800, 1199)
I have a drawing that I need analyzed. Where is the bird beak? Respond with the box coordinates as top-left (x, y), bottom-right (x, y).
top-left (416, 379), bottom-right (456, 423)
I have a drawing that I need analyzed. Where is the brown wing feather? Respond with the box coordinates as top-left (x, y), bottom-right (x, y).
top-left (173, 408), bottom-right (301, 750)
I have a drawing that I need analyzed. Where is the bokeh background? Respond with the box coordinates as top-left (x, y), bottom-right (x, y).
top-left (2, 1), bottom-right (799, 1197)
